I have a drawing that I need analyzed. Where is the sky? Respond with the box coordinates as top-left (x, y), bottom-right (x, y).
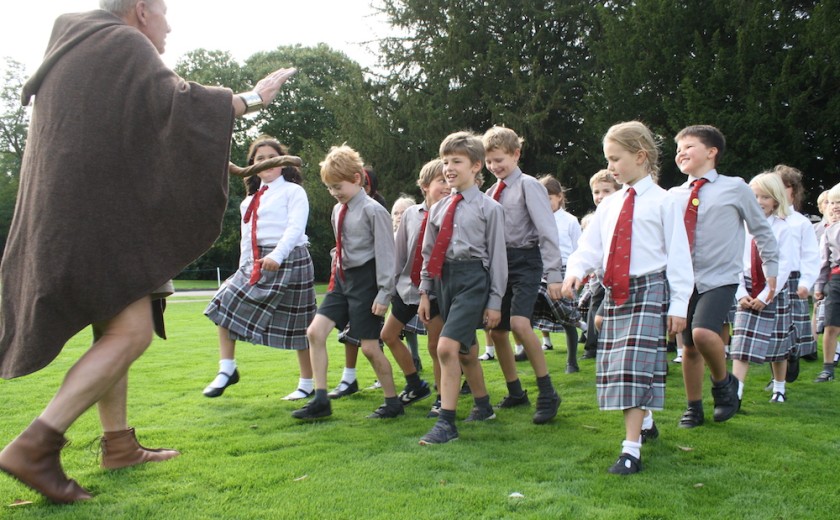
top-left (0, 0), bottom-right (395, 76)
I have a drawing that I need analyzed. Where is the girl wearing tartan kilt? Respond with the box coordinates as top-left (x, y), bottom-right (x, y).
top-left (730, 173), bottom-right (793, 403)
top-left (774, 166), bottom-right (820, 369)
top-left (563, 122), bottom-right (693, 475)
top-left (203, 137), bottom-right (316, 400)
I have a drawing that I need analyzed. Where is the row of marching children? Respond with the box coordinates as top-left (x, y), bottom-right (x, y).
top-left (200, 122), bottom-right (839, 476)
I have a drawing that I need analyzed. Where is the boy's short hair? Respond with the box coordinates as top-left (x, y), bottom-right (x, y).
top-left (440, 131), bottom-right (485, 165)
top-left (320, 144), bottom-right (364, 184)
top-left (482, 126), bottom-right (523, 155)
top-left (675, 125), bottom-right (726, 166)
top-left (589, 168), bottom-right (621, 190)
top-left (417, 158), bottom-right (444, 188)
top-left (829, 183), bottom-right (840, 202)
top-left (772, 164), bottom-right (804, 210)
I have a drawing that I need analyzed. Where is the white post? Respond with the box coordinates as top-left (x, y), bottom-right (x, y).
top-left (217, 267), bottom-right (221, 287)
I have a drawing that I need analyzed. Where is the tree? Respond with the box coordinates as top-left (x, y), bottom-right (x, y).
top-left (375, 0), bottom-right (600, 214)
top-left (0, 58), bottom-right (29, 252)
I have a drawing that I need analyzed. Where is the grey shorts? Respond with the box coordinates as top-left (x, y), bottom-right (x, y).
top-left (682, 284), bottom-right (738, 347)
top-left (436, 260), bottom-right (489, 354)
top-left (497, 247), bottom-right (542, 330)
top-left (317, 260), bottom-right (384, 341)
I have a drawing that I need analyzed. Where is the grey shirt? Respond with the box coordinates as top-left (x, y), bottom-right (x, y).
top-left (815, 222), bottom-right (840, 294)
top-left (394, 202), bottom-right (427, 305)
top-left (669, 170), bottom-right (778, 293)
top-left (487, 168), bottom-right (565, 283)
top-left (332, 189), bottom-right (395, 306)
top-left (420, 185), bottom-right (508, 310)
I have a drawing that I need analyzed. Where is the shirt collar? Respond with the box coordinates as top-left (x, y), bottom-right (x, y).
top-left (688, 169), bottom-right (718, 185)
top-left (626, 174), bottom-right (655, 196)
top-left (456, 184), bottom-right (482, 202)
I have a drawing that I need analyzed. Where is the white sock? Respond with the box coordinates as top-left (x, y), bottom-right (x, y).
top-left (299, 378), bottom-right (314, 393)
top-left (737, 380), bottom-right (744, 400)
top-left (208, 359), bottom-right (236, 388)
top-left (219, 359), bottom-right (236, 375)
top-left (835, 342), bottom-right (840, 354)
top-left (621, 439), bottom-right (642, 460)
top-left (578, 321), bottom-right (588, 332)
top-left (542, 337), bottom-right (553, 347)
top-left (515, 344), bottom-right (525, 355)
top-left (773, 379), bottom-right (786, 394)
top-left (341, 368), bottom-right (357, 384)
top-left (642, 410), bottom-right (654, 430)
top-left (484, 346), bottom-right (496, 356)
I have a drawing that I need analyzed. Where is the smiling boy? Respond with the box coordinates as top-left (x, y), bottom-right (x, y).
top-left (669, 125), bottom-right (778, 427)
top-left (417, 131), bottom-right (507, 444)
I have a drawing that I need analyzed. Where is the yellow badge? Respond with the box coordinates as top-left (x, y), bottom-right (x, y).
top-left (691, 198), bottom-right (700, 207)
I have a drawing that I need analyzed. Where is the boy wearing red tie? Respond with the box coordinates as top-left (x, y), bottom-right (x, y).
top-left (418, 132), bottom-right (507, 445)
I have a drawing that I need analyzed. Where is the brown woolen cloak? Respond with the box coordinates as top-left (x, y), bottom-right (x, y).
top-left (0, 10), bottom-right (235, 378)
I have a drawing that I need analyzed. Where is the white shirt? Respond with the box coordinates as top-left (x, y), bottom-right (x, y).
top-left (553, 208), bottom-right (581, 265)
top-left (736, 215), bottom-right (792, 304)
top-left (566, 175), bottom-right (694, 317)
top-left (786, 205), bottom-right (820, 291)
top-left (239, 176), bottom-right (309, 266)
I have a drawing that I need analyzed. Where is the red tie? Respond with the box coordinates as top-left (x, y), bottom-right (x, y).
top-left (492, 181), bottom-right (506, 202)
top-left (750, 239), bottom-right (766, 298)
top-left (683, 178), bottom-right (709, 252)
top-left (328, 203), bottom-right (348, 291)
top-left (603, 187), bottom-right (635, 306)
top-left (243, 185), bottom-right (268, 286)
top-left (426, 193), bottom-right (464, 279)
top-left (410, 209), bottom-right (429, 287)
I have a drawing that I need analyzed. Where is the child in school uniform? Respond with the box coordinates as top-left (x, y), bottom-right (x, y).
top-left (531, 174), bottom-right (584, 373)
top-left (482, 126), bottom-right (562, 424)
top-left (563, 121), bottom-right (693, 475)
top-left (580, 170), bottom-right (621, 360)
top-left (417, 131), bottom-right (507, 444)
top-left (730, 173), bottom-right (793, 403)
top-left (670, 125), bottom-right (778, 428)
top-left (812, 190), bottom-right (840, 366)
top-left (380, 160), bottom-right (450, 415)
top-left (202, 137), bottom-right (317, 401)
top-left (292, 145), bottom-right (399, 420)
top-left (773, 165), bottom-right (820, 379)
top-left (814, 183), bottom-right (840, 383)
top-left (390, 195), bottom-right (425, 373)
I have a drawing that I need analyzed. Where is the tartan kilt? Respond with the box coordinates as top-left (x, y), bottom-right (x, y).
top-left (730, 280), bottom-right (791, 363)
top-left (403, 315), bottom-right (426, 335)
top-left (597, 271), bottom-right (668, 411)
top-left (767, 288), bottom-right (793, 362)
top-left (204, 245), bottom-right (316, 350)
top-left (788, 272), bottom-right (817, 356)
top-left (532, 280), bottom-right (581, 332)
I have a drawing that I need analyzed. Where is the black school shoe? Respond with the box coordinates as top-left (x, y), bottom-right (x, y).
top-left (678, 406), bottom-right (705, 428)
top-left (495, 390), bottom-right (530, 409)
top-left (641, 421), bottom-right (659, 443)
top-left (291, 398), bottom-right (332, 420)
top-left (328, 379), bottom-right (359, 399)
top-left (533, 390), bottom-right (561, 424)
top-left (711, 373), bottom-right (740, 422)
top-left (608, 453), bottom-right (642, 475)
top-left (367, 402), bottom-right (405, 419)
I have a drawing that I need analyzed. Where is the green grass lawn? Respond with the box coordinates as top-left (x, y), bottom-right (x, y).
top-left (1, 297), bottom-right (838, 519)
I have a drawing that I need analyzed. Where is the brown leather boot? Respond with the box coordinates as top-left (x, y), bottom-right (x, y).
top-left (100, 428), bottom-right (180, 470)
top-left (0, 419), bottom-right (92, 504)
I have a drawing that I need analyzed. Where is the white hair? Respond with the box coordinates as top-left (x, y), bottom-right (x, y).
top-left (100, 0), bottom-right (141, 16)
